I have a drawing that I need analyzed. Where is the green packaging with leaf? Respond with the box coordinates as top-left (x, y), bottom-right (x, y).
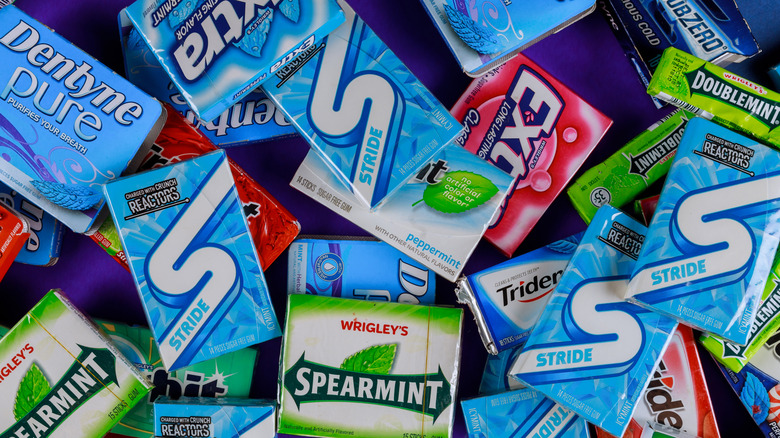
top-left (567, 109), bottom-right (694, 224)
top-left (0, 290), bottom-right (152, 438)
top-left (648, 47), bottom-right (780, 149)
top-left (278, 294), bottom-right (463, 438)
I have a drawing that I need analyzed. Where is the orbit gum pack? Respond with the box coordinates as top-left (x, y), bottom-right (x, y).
top-left (509, 205), bottom-right (678, 437)
top-left (626, 118), bottom-right (780, 345)
top-left (103, 150), bottom-right (281, 370)
top-left (121, 0), bottom-right (344, 123)
top-left (455, 232), bottom-right (583, 354)
top-left (451, 53), bottom-right (612, 256)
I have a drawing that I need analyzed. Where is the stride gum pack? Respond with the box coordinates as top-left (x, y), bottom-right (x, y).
top-left (417, 0), bottom-right (597, 77)
top-left (118, 12), bottom-right (296, 147)
top-left (122, 0), bottom-right (344, 123)
top-left (509, 205), bottom-right (678, 437)
top-left (103, 150), bottom-right (280, 370)
top-left (0, 182), bottom-right (64, 266)
top-left (568, 109), bottom-right (694, 224)
top-left (278, 295), bottom-right (463, 438)
top-left (264, 0), bottom-right (462, 209)
top-left (288, 237), bottom-right (436, 304)
top-left (455, 232), bottom-right (583, 354)
top-left (0, 290), bottom-right (152, 438)
top-left (451, 53), bottom-right (612, 256)
top-left (290, 144), bottom-right (513, 281)
top-left (648, 47), bottom-right (780, 150)
top-left (0, 5), bottom-right (166, 233)
top-left (461, 388), bottom-right (591, 438)
top-left (479, 345), bottom-right (524, 394)
top-left (154, 397), bottom-right (275, 438)
top-left (627, 118), bottom-right (780, 345)
top-left (96, 321), bottom-right (257, 438)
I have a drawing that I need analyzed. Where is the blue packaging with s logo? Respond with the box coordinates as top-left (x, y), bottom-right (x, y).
top-left (288, 237), bottom-right (435, 304)
top-left (0, 181), bottom-right (63, 266)
top-left (509, 205), bottom-right (678, 437)
top-left (627, 118), bottom-right (780, 346)
top-left (103, 150), bottom-right (280, 371)
top-left (264, 0), bottom-right (462, 209)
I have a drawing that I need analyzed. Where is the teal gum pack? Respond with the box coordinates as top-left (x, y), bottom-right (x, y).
top-left (154, 397), bottom-right (275, 438)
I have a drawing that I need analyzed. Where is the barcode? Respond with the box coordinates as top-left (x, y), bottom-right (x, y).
top-left (0, 0), bottom-right (14, 6)
top-left (657, 93), bottom-right (703, 115)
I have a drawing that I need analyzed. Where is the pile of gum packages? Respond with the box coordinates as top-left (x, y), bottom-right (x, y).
top-left (0, 0), bottom-right (780, 436)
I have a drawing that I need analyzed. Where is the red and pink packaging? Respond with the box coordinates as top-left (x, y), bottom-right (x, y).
top-left (451, 54), bottom-right (612, 256)
top-left (595, 325), bottom-right (720, 438)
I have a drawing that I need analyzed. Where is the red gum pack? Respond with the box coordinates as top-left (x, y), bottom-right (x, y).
top-left (595, 326), bottom-right (720, 438)
top-left (451, 54), bottom-right (612, 256)
top-left (0, 204), bottom-right (29, 279)
top-left (91, 106), bottom-right (300, 271)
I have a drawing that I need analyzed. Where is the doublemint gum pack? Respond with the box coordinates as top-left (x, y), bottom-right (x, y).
top-left (648, 47), bottom-right (780, 149)
top-left (288, 237), bottom-right (435, 304)
top-left (568, 110), bottom-right (693, 224)
top-left (461, 388), bottom-right (590, 438)
top-left (0, 6), bottom-right (166, 233)
top-left (155, 397), bottom-right (275, 438)
top-left (0, 290), bottom-right (152, 438)
top-left (627, 117), bottom-right (780, 345)
top-left (278, 294), bottom-right (463, 438)
top-left (118, 12), bottom-right (296, 147)
top-left (455, 232), bottom-right (583, 355)
top-left (97, 321), bottom-right (257, 438)
top-left (0, 182), bottom-right (63, 266)
top-left (103, 150), bottom-right (280, 370)
top-left (264, 0), bottom-right (462, 209)
top-left (122, 0), bottom-right (344, 123)
top-left (509, 205), bottom-right (678, 437)
top-left (290, 143), bottom-right (513, 281)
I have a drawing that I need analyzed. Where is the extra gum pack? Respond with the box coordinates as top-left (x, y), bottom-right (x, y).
top-left (154, 397), bottom-right (275, 438)
top-left (451, 53), bottom-right (612, 256)
top-left (0, 181), bottom-right (64, 266)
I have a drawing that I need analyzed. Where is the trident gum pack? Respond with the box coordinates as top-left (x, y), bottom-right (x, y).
top-left (0, 290), bottom-right (152, 438)
top-left (121, 0), bottom-right (344, 123)
top-left (264, 0), bottom-right (462, 209)
top-left (103, 150), bottom-right (280, 370)
top-left (451, 53), bottom-right (612, 256)
top-left (627, 117), bottom-right (780, 345)
top-left (0, 5), bottom-right (166, 233)
top-left (509, 205), bottom-right (678, 437)
top-left (278, 295), bottom-right (463, 438)
top-left (154, 397), bottom-right (275, 438)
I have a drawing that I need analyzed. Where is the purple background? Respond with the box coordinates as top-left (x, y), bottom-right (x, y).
top-left (2, 0), bottom-right (779, 436)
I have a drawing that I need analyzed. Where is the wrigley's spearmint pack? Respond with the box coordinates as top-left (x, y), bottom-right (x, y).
top-left (103, 150), bottom-right (280, 370)
top-left (122, 0), bottom-right (345, 123)
top-left (509, 205), bottom-right (678, 437)
top-left (278, 294), bottom-right (463, 438)
top-left (627, 117), bottom-right (780, 345)
top-left (154, 397), bottom-right (275, 438)
top-left (0, 290), bottom-right (152, 438)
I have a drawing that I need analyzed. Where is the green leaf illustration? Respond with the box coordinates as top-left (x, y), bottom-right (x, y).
top-left (340, 344), bottom-right (397, 375)
top-left (14, 363), bottom-right (51, 420)
top-left (416, 170), bottom-right (499, 214)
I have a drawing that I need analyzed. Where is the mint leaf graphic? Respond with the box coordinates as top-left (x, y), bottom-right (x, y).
top-left (340, 344), bottom-right (396, 375)
top-left (234, 8), bottom-right (273, 57)
top-left (444, 5), bottom-right (502, 54)
top-left (31, 180), bottom-right (102, 211)
top-left (14, 363), bottom-right (51, 421)
top-left (415, 170), bottom-right (499, 214)
top-left (278, 0), bottom-right (300, 23)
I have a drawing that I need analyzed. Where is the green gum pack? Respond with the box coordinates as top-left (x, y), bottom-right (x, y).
top-left (567, 109), bottom-right (693, 224)
top-left (700, 247), bottom-right (780, 372)
top-left (648, 47), bottom-right (780, 149)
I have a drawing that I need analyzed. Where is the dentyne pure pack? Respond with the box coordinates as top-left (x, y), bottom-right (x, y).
top-left (103, 150), bottom-right (280, 370)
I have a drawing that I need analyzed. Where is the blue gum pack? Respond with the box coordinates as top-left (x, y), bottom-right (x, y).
top-left (118, 11), bottom-right (296, 147)
top-left (627, 118), bottom-right (780, 346)
top-left (455, 233), bottom-right (583, 355)
top-left (264, 0), bottom-right (462, 209)
top-left (0, 181), bottom-right (63, 266)
top-left (479, 345), bottom-right (525, 395)
top-left (0, 5), bottom-right (166, 233)
top-left (154, 397), bottom-right (275, 438)
top-left (103, 150), bottom-right (280, 370)
top-left (288, 237), bottom-right (435, 304)
top-left (509, 205), bottom-right (678, 437)
top-left (122, 0), bottom-right (345, 123)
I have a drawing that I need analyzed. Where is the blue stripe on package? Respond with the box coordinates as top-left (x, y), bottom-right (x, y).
top-left (103, 150), bottom-right (280, 371)
top-left (288, 237), bottom-right (435, 304)
top-left (509, 205), bottom-right (678, 437)
top-left (627, 118), bottom-right (780, 346)
top-left (455, 233), bottom-right (583, 355)
top-left (263, 0), bottom-right (462, 209)
top-left (461, 388), bottom-right (591, 438)
top-left (122, 0), bottom-right (345, 123)
top-left (0, 182), bottom-right (63, 266)
top-left (154, 397), bottom-right (275, 438)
